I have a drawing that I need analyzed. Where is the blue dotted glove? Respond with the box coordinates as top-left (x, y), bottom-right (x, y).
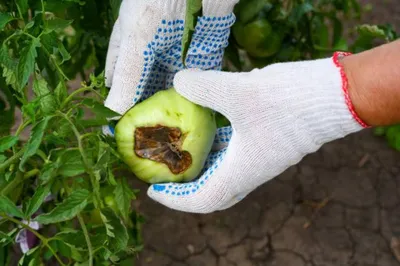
top-left (103, 0), bottom-right (241, 212)
top-left (103, 0), bottom-right (238, 129)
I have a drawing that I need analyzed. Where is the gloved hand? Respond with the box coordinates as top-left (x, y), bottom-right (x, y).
top-left (147, 52), bottom-right (369, 213)
top-left (103, 0), bottom-right (238, 136)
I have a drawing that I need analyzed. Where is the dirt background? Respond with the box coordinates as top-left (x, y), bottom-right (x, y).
top-left (129, 1), bottom-right (400, 266)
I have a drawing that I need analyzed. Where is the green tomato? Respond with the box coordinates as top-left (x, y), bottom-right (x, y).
top-left (233, 18), bottom-right (282, 58)
top-left (115, 88), bottom-right (217, 184)
top-left (242, 18), bottom-right (273, 49)
top-left (246, 31), bottom-right (282, 58)
top-left (232, 21), bottom-right (247, 48)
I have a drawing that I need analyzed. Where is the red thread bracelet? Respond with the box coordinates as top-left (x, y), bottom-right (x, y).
top-left (332, 51), bottom-right (370, 128)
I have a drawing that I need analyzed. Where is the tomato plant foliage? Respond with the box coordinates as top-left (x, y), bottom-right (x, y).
top-left (0, 0), bottom-right (143, 265)
top-left (0, 0), bottom-right (398, 265)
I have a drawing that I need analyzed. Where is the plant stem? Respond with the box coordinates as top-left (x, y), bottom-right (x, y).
top-left (0, 171), bottom-right (23, 196)
top-left (2, 32), bottom-right (18, 45)
top-left (56, 112), bottom-right (102, 208)
top-left (0, 169), bottom-right (38, 197)
top-left (77, 214), bottom-right (94, 266)
top-left (80, 132), bottom-right (100, 140)
top-left (1, 214), bottom-right (66, 266)
top-left (36, 149), bottom-right (48, 163)
top-left (0, 148), bottom-right (25, 174)
top-left (21, 33), bottom-right (70, 82)
top-left (23, 168), bottom-right (39, 179)
top-left (60, 87), bottom-right (104, 110)
top-left (15, 119), bottom-right (31, 136)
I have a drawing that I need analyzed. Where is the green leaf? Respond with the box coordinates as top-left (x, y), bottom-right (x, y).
top-left (0, 228), bottom-right (18, 247)
top-left (0, 14), bottom-right (14, 30)
top-left (47, 238), bottom-right (86, 262)
top-left (332, 17), bottom-right (343, 47)
top-left (34, 189), bottom-right (90, 224)
top-left (1, 67), bottom-right (17, 89)
top-left (81, 98), bottom-right (120, 119)
top-left (110, 0), bottom-right (123, 21)
top-left (58, 42), bottom-right (71, 64)
top-left (215, 112), bottom-right (231, 128)
top-left (0, 136), bottom-right (18, 152)
top-left (39, 161), bottom-right (59, 184)
top-left (24, 21), bottom-right (34, 30)
top-left (78, 118), bottom-right (109, 128)
top-left (357, 24), bottom-right (387, 39)
top-left (237, 0), bottom-right (268, 24)
top-left (19, 116), bottom-right (52, 171)
top-left (114, 177), bottom-right (135, 222)
top-left (1, 45), bottom-right (18, 90)
top-left (16, 0), bottom-right (29, 17)
top-left (101, 207), bottom-right (129, 253)
top-left (53, 229), bottom-right (107, 251)
top-left (0, 195), bottom-right (24, 218)
top-left (24, 184), bottom-right (51, 218)
top-left (181, 0), bottom-right (202, 65)
top-left (18, 246), bottom-right (41, 266)
top-left (4, 172), bottom-right (12, 183)
top-left (17, 38), bottom-right (40, 90)
top-left (0, 45), bottom-right (15, 70)
top-left (46, 18), bottom-right (73, 32)
top-left (40, 31), bottom-right (58, 52)
top-left (44, 133), bottom-right (67, 146)
top-left (95, 144), bottom-right (110, 171)
top-left (386, 125), bottom-right (400, 151)
top-left (21, 100), bottom-right (38, 123)
top-left (33, 76), bottom-right (57, 115)
top-left (288, 2), bottom-right (313, 25)
top-left (57, 150), bottom-right (85, 177)
top-left (0, 80), bottom-right (16, 136)
top-left (333, 38), bottom-right (348, 51)
top-left (54, 82), bottom-right (67, 106)
top-left (107, 168), bottom-right (117, 186)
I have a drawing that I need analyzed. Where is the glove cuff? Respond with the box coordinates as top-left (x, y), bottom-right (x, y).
top-left (252, 52), bottom-right (368, 147)
top-left (297, 52), bottom-right (369, 145)
top-left (332, 51), bottom-right (369, 128)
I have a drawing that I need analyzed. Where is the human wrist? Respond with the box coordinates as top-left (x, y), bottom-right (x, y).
top-left (340, 40), bottom-right (400, 126)
top-left (340, 53), bottom-right (377, 126)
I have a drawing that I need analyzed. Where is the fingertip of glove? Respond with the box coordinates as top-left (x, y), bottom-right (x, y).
top-left (146, 184), bottom-right (174, 208)
top-left (174, 68), bottom-right (203, 85)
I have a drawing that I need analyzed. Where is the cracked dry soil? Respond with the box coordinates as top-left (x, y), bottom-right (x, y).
top-left (130, 1), bottom-right (400, 265)
top-left (132, 129), bottom-right (400, 266)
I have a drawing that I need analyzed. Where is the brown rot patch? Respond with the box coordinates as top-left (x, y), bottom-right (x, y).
top-left (134, 125), bottom-right (192, 174)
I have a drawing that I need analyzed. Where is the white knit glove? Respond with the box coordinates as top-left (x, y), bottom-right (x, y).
top-left (103, 0), bottom-right (238, 135)
top-left (147, 52), bottom-right (369, 213)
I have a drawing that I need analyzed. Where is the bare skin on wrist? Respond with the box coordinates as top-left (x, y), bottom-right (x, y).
top-left (340, 39), bottom-right (400, 127)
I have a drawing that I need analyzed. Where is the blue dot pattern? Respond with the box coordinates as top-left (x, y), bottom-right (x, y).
top-left (126, 13), bottom-right (236, 196)
top-left (132, 13), bottom-right (235, 104)
top-left (214, 126), bottom-right (233, 144)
